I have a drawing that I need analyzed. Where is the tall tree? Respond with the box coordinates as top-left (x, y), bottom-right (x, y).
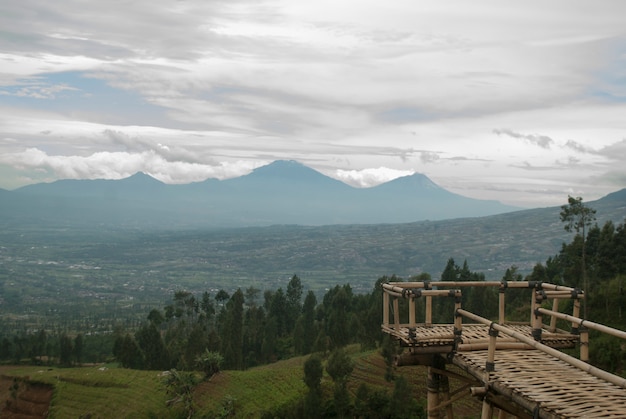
top-left (73, 334), bottom-right (84, 366)
top-left (327, 286), bottom-right (352, 348)
top-left (136, 323), bottom-right (170, 370)
top-left (441, 258), bottom-right (458, 281)
top-left (560, 195), bottom-right (596, 318)
top-left (303, 354), bottom-right (323, 419)
top-left (221, 288), bottom-right (244, 369)
top-left (326, 347), bottom-right (354, 418)
top-left (296, 290), bottom-right (317, 355)
top-left (286, 275), bottom-right (303, 333)
top-left (59, 334), bottom-right (73, 367)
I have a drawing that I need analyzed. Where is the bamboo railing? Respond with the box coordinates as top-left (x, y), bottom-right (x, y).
top-left (380, 280), bottom-right (624, 361)
top-left (381, 280), bottom-right (626, 419)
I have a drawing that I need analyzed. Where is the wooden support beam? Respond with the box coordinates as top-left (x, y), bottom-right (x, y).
top-left (427, 366), bottom-right (441, 419)
top-left (498, 287), bottom-right (505, 325)
top-left (409, 296), bottom-right (416, 327)
top-left (393, 297), bottom-right (400, 330)
top-left (383, 291), bottom-right (389, 327)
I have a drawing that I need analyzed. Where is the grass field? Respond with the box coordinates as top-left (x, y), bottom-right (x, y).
top-left (1, 347), bottom-right (482, 418)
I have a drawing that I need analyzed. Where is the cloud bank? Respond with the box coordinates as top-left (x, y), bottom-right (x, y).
top-left (1, 0), bottom-right (625, 207)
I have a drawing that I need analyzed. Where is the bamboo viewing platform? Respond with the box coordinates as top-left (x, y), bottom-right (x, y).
top-left (381, 280), bottom-right (626, 418)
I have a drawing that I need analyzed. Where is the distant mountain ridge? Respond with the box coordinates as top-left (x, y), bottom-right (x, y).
top-left (1, 160), bottom-right (527, 228)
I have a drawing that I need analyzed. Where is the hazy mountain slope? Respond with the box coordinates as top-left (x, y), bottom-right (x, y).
top-left (0, 159), bottom-right (529, 228)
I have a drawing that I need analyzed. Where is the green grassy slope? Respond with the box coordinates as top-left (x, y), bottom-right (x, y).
top-left (1, 348), bottom-right (482, 418)
top-left (1, 365), bottom-right (169, 418)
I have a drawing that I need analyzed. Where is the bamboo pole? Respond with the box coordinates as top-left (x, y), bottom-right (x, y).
top-left (409, 296), bottom-right (416, 327)
top-left (548, 298), bottom-right (559, 333)
top-left (580, 328), bottom-right (589, 362)
top-left (572, 299), bottom-right (581, 333)
top-left (454, 298), bottom-right (463, 335)
top-left (382, 284), bottom-right (466, 298)
top-left (536, 307), bottom-right (626, 340)
top-left (426, 295), bottom-right (433, 326)
top-left (383, 292), bottom-right (389, 327)
top-left (530, 289), bottom-right (536, 327)
top-left (481, 399), bottom-right (493, 419)
top-left (532, 291), bottom-right (543, 341)
top-left (427, 367), bottom-right (441, 419)
top-left (393, 297), bottom-right (400, 330)
top-left (498, 287), bottom-right (505, 325)
top-left (388, 281), bottom-right (501, 288)
top-left (384, 280), bottom-right (576, 292)
top-left (486, 325), bottom-right (498, 373)
top-left (439, 372), bottom-right (454, 419)
top-left (458, 342), bottom-right (533, 351)
top-left (457, 309), bottom-right (626, 389)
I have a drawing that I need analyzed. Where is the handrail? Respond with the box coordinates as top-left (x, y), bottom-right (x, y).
top-left (382, 280), bottom-right (584, 328)
top-left (536, 307), bottom-right (626, 340)
top-left (456, 308), bottom-right (626, 390)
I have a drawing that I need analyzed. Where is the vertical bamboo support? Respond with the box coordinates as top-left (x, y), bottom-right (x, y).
top-left (440, 373), bottom-right (454, 419)
top-left (498, 286), bottom-right (506, 325)
top-left (497, 408), bottom-right (508, 418)
top-left (530, 288), bottom-right (536, 326)
top-left (409, 296), bottom-right (416, 327)
top-left (383, 291), bottom-right (389, 328)
top-left (532, 291), bottom-right (543, 341)
top-left (486, 324), bottom-right (498, 373)
top-left (481, 399), bottom-right (493, 419)
top-left (426, 295), bottom-right (433, 326)
top-left (580, 327), bottom-right (589, 362)
top-left (427, 367), bottom-right (441, 419)
top-left (549, 298), bottom-right (559, 332)
top-left (454, 297), bottom-right (463, 335)
top-left (393, 297), bottom-right (400, 330)
top-left (572, 298), bottom-right (581, 334)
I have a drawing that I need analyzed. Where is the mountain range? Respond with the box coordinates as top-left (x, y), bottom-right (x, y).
top-left (0, 160), bottom-right (524, 229)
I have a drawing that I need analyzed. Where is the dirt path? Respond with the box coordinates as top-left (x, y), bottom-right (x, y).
top-left (0, 369), bottom-right (53, 419)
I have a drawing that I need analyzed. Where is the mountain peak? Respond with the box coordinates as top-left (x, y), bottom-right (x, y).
top-left (250, 160), bottom-right (315, 178)
top-left (121, 172), bottom-right (163, 185)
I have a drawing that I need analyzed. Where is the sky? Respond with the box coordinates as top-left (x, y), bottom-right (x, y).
top-left (1, 1), bottom-right (625, 208)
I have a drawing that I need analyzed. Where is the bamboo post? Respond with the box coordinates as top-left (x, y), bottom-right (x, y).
top-left (549, 298), bottom-right (559, 332)
top-left (486, 324), bottom-right (498, 373)
top-left (439, 373), bottom-right (454, 419)
top-left (426, 295), bottom-right (433, 326)
top-left (572, 298), bottom-right (581, 334)
top-left (532, 291), bottom-right (543, 341)
top-left (409, 296), bottom-right (416, 327)
top-left (383, 291), bottom-right (389, 327)
top-left (427, 367), bottom-right (441, 419)
top-left (454, 297), bottom-right (463, 337)
top-left (580, 327), bottom-right (589, 362)
top-left (498, 285), bottom-right (506, 325)
top-left (481, 398), bottom-right (493, 419)
top-left (393, 297), bottom-right (400, 330)
top-left (530, 288), bottom-right (536, 326)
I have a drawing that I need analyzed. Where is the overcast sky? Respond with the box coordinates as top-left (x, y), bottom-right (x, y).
top-left (1, 1), bottom-right (625, 207)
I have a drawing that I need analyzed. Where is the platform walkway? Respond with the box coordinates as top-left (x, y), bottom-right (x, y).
top-left (381, 280), bottom-right (626, 418)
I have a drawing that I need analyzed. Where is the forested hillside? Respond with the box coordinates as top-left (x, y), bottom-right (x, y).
top-left (1, 194), bottom-right (626, 417)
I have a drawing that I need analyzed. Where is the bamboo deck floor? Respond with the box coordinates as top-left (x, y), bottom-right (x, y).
top-left (383, 323), bottom-right (579, 350)
top-left (454, 349), bottom-right (626, 418)
top-left (385, 323), bottom-right (626, 417)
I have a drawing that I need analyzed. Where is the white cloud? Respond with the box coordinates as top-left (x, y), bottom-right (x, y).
top-left (334, 167), bottom-right (415, 188)
top-left (0, 147), bottom-right (262, 184)
top-left (0, 0), bottom-right (626, 206)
